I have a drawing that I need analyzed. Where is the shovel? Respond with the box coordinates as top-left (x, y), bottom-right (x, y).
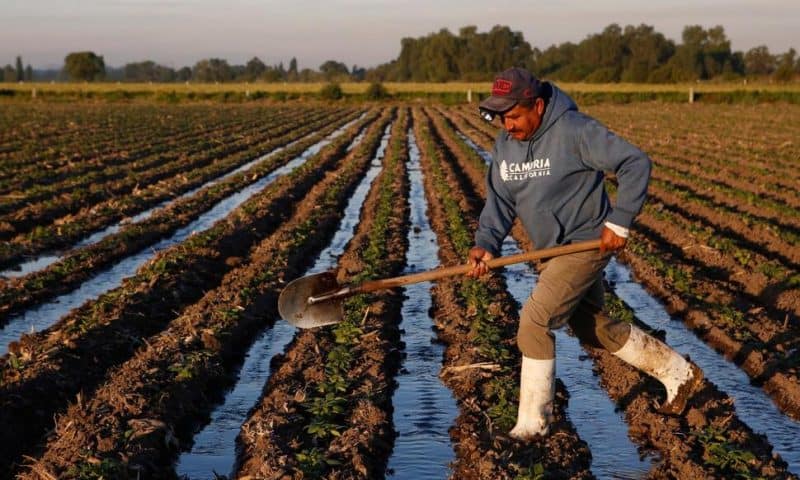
top-left (278, 239), bottom-right (601, 328)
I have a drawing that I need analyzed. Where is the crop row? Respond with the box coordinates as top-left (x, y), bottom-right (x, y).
top-left (613, 130), bottom-right (800, 203)
top-left (433, 105), bottom-right (795, 478)
top-left (584, 103), bottom-right (800, 178)
top-left (0, 108), bottom-right (363, 322)
top-left (18, 108), bottom-right (397, 479)
top-left (0, 103), bottom-right (271, 191)
top-left (0, 108), bottom-right (338, 242)
top-left (0, 102), bottom-right (284, 178)
top-left (647, 162), bottom-right (800, 230)
top-left (0, 106), bottom-right (307, 213)
top-left (237, 108), bottom-right (407, 478)
top-left (0, 107), bottom-right (353, 269)
top-left (0, 108), bottom-right (380, 476)
top-left (634, 195), bottom-right (800, 318)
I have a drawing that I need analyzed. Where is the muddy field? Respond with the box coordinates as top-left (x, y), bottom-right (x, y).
top-left (0, 99), bottom-right (798, 479)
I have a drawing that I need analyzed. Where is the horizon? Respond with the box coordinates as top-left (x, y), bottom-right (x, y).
top-left (1, 0), bottom-right (798, 70)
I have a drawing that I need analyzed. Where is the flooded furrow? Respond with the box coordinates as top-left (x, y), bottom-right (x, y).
top-left (605, 258), bottom-right (800, 473)
top-left (175, 123), bottom-right (392, 478)
top-left (386, 129), bottom-right (458, 478)
top-left (0, 118), bottom-right (364, 355)
top-left (454, 130), bottom-right (492, 164)
top-left (457, 129), bottom-right (651, 478)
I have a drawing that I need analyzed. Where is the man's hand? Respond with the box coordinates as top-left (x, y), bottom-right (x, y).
top-left (600, 226), bottom-right (627, 253)
top-left (467, 246), bottom-right (494, 278)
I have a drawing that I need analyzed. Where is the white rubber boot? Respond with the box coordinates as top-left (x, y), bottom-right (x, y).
top-left (509, 356), bottom-right (555, 440)
top-left (612, 325), bottom-right (703, 415)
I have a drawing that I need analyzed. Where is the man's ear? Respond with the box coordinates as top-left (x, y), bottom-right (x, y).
top-left (535, 97), bottom-right (545, 115)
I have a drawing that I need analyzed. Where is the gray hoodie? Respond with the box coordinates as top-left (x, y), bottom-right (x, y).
top-left (475, 84), bottom-right (651, 256)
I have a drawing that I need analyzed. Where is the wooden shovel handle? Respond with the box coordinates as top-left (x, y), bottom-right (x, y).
top-left (354, 239), bottom-right (601, 294)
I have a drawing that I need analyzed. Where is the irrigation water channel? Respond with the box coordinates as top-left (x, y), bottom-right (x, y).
top-left (175, 123), bottom-right (393, 477)
top-left (0, 115), bottom-right (364, 355)
top-left (1, 116), bottom-right (357, 279)
top-left (459, 127), bottom-right (800, 475)
top-left (385, 129), bottom-right (458, 478)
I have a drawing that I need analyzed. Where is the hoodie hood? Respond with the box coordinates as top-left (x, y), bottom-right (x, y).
top-left (530, 83), bottom-right (578, 143)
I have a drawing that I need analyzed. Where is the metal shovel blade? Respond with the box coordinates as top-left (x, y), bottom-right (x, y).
top-left (278, 271), bottom-right (344, 328)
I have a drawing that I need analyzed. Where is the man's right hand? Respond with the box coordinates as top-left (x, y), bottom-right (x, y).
top-left (466, 246), bottom-right (494, 278)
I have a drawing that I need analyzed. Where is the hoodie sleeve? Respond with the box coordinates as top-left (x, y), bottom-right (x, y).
top-left (579, 118), bottom-right (652, 229)
top-left (475, 145), bottom-right (516, 257)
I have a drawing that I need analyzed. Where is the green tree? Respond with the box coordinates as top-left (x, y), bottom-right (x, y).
top-left (621, 24), bottom-right (675, 82)
top-left (319, 82), bottom-right (343, 100)
top-left (3, 65), bottom-right (15, 82)
top-left (287, 57), bottom-right (298, 80)
top-left (15, 56), bottom-right (23, 81)
top-left (351, 64), bottom-right (366, 81)
top-left (364, 81), bottom-right (389, 100)
top-left (25, 64), bottom-right (33, 81)
top-left (664, 25), bottom-right (740, 81)
top-left (176, 66), bottom-right (192, 81)
top-left (123, 61), bottom-right (176, 82)
top-left (319, 60), bottom-right (350, 81)
top-left (773, 48), bottom-right (797, 83)
top-left (64, 51), bottom-right (106, 81)
top-left (244, 56), bottom-right (267, 81)
top-left (192, 58), bottom-right (233, 82)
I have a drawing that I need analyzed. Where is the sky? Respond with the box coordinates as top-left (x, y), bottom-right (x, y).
top-left (1, 0), bottom-right (798, 70)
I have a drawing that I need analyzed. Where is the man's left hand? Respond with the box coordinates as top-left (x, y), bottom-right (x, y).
top-left (600, 226), bottom-right (627, 253)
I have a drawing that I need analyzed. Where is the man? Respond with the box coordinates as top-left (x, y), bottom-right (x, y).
top-left (468, 67), bottom-right (703, 440)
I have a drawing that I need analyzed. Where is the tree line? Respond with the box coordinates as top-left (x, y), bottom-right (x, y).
top-left (1, 56), bottom-right (33, 82)
top-left (5, 23), bottom-right (799, 84)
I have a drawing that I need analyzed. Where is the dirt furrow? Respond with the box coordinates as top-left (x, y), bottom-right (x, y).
top-left (0, 103), bottom-right (281, 192)
top-left (634, 204), bottom-right (800, 320)
top-left (645, 180), bottom-right (800, 264)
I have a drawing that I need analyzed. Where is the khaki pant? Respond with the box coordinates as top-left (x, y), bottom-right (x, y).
top-left (517, 250), bottom-right (632, 360)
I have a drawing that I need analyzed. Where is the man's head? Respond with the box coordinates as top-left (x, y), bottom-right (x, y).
top-left (479, 67), bottom-right (546, 141)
